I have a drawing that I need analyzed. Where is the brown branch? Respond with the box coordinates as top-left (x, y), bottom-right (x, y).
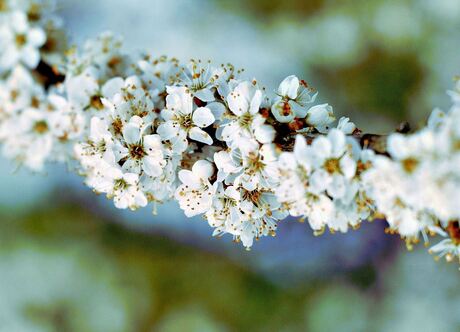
top-left (31, 60), bottom-right (411, 156)
top-left (34, 60), bottom-right (65, 89)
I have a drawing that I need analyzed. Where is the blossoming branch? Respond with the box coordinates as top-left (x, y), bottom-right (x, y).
top-left (1, 0), bottom-right (459, 264)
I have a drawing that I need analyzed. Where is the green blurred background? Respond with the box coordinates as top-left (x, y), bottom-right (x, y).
top-left (1, 0), bottom-right (460, 331)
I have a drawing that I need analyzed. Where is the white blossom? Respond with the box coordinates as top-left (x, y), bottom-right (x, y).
top-left (158, 86), bottom-right (215, 146)
top-left (175, 160), bottom-right (216, 217)
top-left (305, 103), bottom-right (335, 133)
top-left (0, 10), bottom-right (46, 70)
top-left (0, 3), bottom-right (459, 261)
top-left (271, 75), bottom-right (317, 123)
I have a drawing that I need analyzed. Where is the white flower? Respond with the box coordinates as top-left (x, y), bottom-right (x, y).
top-left (206, 184), bottom-right (242, 233)
top-left (180, 59), bottom-right (221, 102)
top-left (114, 116), bottom-right (166, 177)
top-left (140, 156), bottom-right (180, 203)
top-left (236, 189), bottom-right (287, 248)
top-left (0, 65), bottom-right (44, 119)
top-left (305, 103), bottom-right (335, 133)
top-left (221, 81), bottom-right (275, 150)
top-left (234, 144), bottom-right (279, 191)
top-left (0, 10), bottom-right (46, 70)
top-left (101, 76), bottom-right (157, 124)
top-left (67, 31), bottom-right (127, 80)
top-left (2, 108), bottom-right (53, 171)
top-left (337, 116), bottom-right (356, 134)
top-left (175, 160), bottom-right (216, 217)
top-left (65, 66), bottom-right (105, 115)
top-left (46, 94), bottom-right (85, 161)
top-left (214, 149), bottom-right (242, 182)
top-left (75, 116), bottom-right (115, 168)
top-left (271, 75), bottom-right (317, 123)
top-left (98, 165), bottom-right (148, 210)
top-left (137, 56), bottom-right (179, 96)
top-left (309, 129), bottom-right (357, 198)
top-left (158, 86), bottom-right (215, 146)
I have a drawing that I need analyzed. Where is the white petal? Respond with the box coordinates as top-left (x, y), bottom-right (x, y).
top-left (227, 91), bottom-right (248, 116)
top-left (311, 136), bottom-right (332, 162)
top-left (10, 11), bottom-right (28, 33)
top-left (278, 75), bottom-right (299, 99)
top-left (178, 170), bottom-right (200, 187)
top-left (328, 129), bottom-right (346, 157)
top-left (306, 104), bottom-right (335, 132)
top-left (102, 77), bottom-right (124, 98)
top-left (143, 156), bottom-right (163, 177)
top-left (387, 133), bottom-right (409, 159)
top-left (27, 28), bottom-right (46, 47)
top-left (122, 123), bottom-right (141, 144)
top-left (143, 134), bottom-right (162, 151)
top-left (249, 89), bottom-right (262, 114)
top-left (192, 160), bottom-right (214, 179)
top-left (21, 47), bottom-right (40, 68)
top-left (157, 121), bottom-right (179, 140)
top-left (195, 88), bottom-right (215, 102)
top-left (122, 159), bottom-right (141, 174)
top-left (207, 102), bottom-right (226, 120)
top-left (327, 175), bottom-right (347, 199)
top-left (254, 124), bottom-right (275, 144)
top-left (340, 154), bottom-right (357, 179)
top-left (114, 196), bottom-right (129, 209)
top-left (310, 169), bottom-right (330, 194)
top-left (124, 173), bottom-right (139, 185)
top-left (192, 107), bottom-right (215, 128)
top-left (189, 127), bottom-right (213, 145)
top-left (225, 186), bottom-right (240, 201)
top-left (134, 192), bottom-right (148, 208)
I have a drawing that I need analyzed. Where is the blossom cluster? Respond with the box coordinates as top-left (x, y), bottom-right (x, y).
top-left (363, 81), bottom-right (460, 261)
top-left (0, 1), bottom-right (459, 263)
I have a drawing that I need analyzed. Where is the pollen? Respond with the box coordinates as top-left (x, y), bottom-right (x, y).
top-left (324, 158), bottom-right (340, 174)
top-left (33, 120), bottom-right (49, 134)
top-left (402, 157), bottom-right (419, 173)
top-left (15, 34), bottom-right (27, 47)
top-left (112, 118), bottom-right (123, 135)
top-left (129, 144), bottom-right (146, 160)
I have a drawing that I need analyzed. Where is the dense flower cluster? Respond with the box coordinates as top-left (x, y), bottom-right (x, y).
top-left (0, 1), bottom-right (459, 263)
top-left (363, 82), bottom-right (460, 261)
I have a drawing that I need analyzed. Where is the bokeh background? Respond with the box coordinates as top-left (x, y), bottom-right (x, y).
top-left (1, 0), bottom-right (460, 331)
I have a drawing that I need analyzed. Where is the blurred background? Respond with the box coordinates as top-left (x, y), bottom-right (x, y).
top-left (1, 0), bottom-right (460, 331)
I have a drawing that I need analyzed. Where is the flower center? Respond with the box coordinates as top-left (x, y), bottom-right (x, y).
top-left (247, 152), bottom-right (265, 173)
top-left (31, 96), bottom-right (41, 108)
top-left (324, 158), bottom-right (341, 174)
top-left (10, 89), bottom-right (19, 101)
top-left (15, 34), bottom-right (27, 47)
top-left (96, 140), bottom-right (106, 152)
top-left (112, 118), bottom-right (123, 135)
top-left (33, 120), bottom-right (48, 134)
top-left (90, 95), bottom-right (104, 110)
top-left (402, 157), bottom-right (418, 173)
top-left (238, 112), bottom-right (253, 129)
top-left (180, 114), bottom-right (193, 129)
top-left (281, 101), bottom-right (292, 116)
top-left (114, 178), bottom-right (129, 191)
top-left (129, 144), bottom-right (146, 160)
top-left (242, 189), bottom-right (261, 205)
